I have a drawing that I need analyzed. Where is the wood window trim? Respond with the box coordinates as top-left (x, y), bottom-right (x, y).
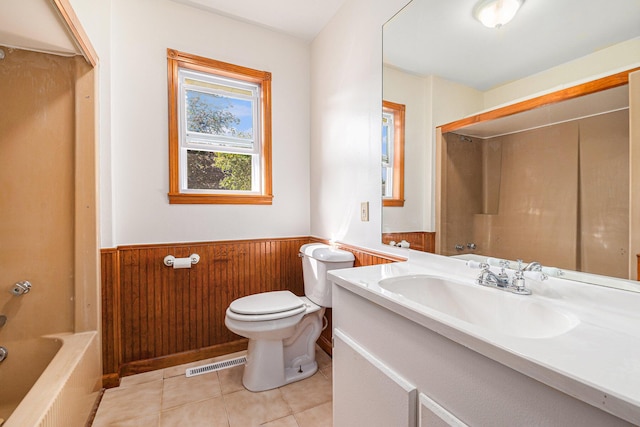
top-left (383, 100), bottom-right (405, 207)
top-left (167, 48), bottom-right (273, 205)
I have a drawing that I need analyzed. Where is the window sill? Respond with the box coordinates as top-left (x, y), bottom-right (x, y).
top-left (168, 193), bottom-right (273, 205)
top-left (383, 198), bottom-right (405, 207)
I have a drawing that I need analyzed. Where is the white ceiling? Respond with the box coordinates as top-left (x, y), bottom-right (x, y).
top-left (2, 0), bottom-right (638, 92)
top-left (384, 0), bottom-right (640, 90)
top-left (170, 0), bottom-right (348, 41)
top-left (171, 0), bottom-right (640, 91)
top-left (0, 0), bottom-right (79, 56)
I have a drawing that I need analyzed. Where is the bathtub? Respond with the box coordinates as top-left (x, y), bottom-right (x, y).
top-left (1, 331), bottom-right (100, 427)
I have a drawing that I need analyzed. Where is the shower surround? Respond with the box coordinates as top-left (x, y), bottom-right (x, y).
top-left (441, 109), bottom-right (629, 278)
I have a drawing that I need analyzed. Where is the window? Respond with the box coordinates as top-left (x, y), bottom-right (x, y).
top-left (167, 49), bottom-right (273, 204)
top-left (382, 100), bottom-right (405, 207)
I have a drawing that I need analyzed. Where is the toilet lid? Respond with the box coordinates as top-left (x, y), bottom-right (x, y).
top-left (229, 290), bottom-right (305, 316)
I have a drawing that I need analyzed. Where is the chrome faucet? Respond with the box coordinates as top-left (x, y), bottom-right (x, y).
top-left (477, 264), bottom-right (509, 288)
top-left (523, 261), bottom-right (542, 272)
top-left (474, 261), bottom-right (532, 295)
top-left (477, 264), bottom-right (510, 288)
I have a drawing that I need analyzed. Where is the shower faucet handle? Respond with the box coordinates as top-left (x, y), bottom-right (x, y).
top-left (10, 280), bottom-right (31, 296)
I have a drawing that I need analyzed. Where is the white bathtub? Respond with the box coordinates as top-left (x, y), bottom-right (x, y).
top-left (3, 331), bottom-right (100, 427)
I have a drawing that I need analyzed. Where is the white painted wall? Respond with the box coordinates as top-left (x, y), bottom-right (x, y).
top-left (382, 66), bottom-right (430, 233)
top-left (310, 0), bottom-right (411, 249)
top-left (68, 0), bottom-right (114, 247)
top-left (483, 38), bottom-right (640, 110)
top-left (382, 66), bottom-right (485, 235)
top-left (311, 0), bottom-right (638, 256)
top-left (75, 0), bottom-right (638, 250)
top-left (105, 0), bottom-right (311, 245)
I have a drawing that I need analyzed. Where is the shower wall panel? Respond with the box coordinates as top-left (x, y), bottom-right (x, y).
top-left (578, 110), bottom-right (629, 278)
top-left (0, 49), bottom-right (76, 338)
top-left (442, 135), bottom-right (483, 256)
top-left (444, 109), bottom-right (630, 277)
top-left (489, 122), bottom-right (579, 269)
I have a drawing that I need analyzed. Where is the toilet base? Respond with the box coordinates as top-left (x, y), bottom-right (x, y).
top-left (284, 360), bottom-right (318, 385)
top-left (240, 309), bottom-right (324, 392)
top-left (241, 340), bottom-right (320, 392)
top-left (242, 339), bottom-right (285, 392)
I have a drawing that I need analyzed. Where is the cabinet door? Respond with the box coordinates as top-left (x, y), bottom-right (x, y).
top-left (333, 329), bottom-right (417, 427)
top-left (419, 393), bottom-right (468, 427)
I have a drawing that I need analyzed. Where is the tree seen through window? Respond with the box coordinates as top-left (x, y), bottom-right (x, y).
top-left (186, 94), bottom-right (252, 191)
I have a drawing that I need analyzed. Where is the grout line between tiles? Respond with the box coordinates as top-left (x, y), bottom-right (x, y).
top-left (97, 353), bottom-right (333, 427)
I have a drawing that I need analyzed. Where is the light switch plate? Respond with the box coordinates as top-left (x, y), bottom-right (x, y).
top-left (360, 202), bottom-right (369, 222)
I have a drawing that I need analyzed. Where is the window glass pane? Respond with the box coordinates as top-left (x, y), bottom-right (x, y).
top-left (382, 167), bottom-right (389, 197)
top-left (382, 125), bottom-right (390, 164)
top-left (187, 150), bottom-right (253, 191)
top-left (186, 89), bottom-right (254, 141)
top-left (382, 112), bottom-right (393, 164)
top-left (184, 78), bottom-right (255, 97)
top-left (382, 112), bottom-right (394, 198)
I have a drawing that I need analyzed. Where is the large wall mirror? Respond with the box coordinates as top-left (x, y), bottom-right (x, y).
top-left (382, 0), bottom-right (640, 290)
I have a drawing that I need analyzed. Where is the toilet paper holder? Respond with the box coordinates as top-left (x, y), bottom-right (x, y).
top-left (163, 254), bottom-right (200, 267)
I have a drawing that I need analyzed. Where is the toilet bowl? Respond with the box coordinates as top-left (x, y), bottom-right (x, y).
top-left (224, 243), bottom-right (355, 392)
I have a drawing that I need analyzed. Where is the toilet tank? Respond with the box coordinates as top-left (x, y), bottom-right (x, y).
top-left (300, 243), bottom-right (355, 307)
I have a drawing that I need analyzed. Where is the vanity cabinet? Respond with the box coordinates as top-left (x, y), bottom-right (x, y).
top-left (333, 330), bottom-right (418, 426)
top-left (334, 327), bottom-right (467, 427)
top-left (332, 283), bottom-right (635, 427)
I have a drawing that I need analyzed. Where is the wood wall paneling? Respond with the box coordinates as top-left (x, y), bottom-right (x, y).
top-left (382, 232), bottom-right (436, 253)
top-left (100, 248), bottom-right (119, 387)
top-left (101, 237), bottom-right (402, 386)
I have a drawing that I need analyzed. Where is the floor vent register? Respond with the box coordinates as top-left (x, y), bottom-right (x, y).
top-left (185, 355), bottom-right (247, 378)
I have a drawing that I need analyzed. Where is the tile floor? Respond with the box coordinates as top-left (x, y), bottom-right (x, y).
top-left (92, 347), bottom-right (333, 427)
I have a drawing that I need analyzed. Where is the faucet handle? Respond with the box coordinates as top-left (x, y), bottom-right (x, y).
top-left (510, 260), bottom-right (533, 294)
top-left (10, 281), bottom-right (31, 296)
top-left (524, 271), bottom-right (548, 282)
top-left (541, 266), bottom-right (563, 277)
top-left (466, 260), bottom-right (490, 271)
top-left (495, 260), bottom-right (509, 279)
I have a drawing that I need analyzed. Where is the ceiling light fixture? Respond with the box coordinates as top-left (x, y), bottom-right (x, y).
top-left (473, 0), bottom-right (524, 28)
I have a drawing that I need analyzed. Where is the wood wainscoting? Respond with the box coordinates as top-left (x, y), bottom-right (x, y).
top-left (101, 237), bottom-right (404, 387)
top-left (382, 231), bottom-right (436, 253)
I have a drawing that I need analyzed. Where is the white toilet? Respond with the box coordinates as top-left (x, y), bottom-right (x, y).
top-left (224, 243), bottom-right (355, 392)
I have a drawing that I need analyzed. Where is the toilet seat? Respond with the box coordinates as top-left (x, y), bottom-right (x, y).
top-left (227, 291), bottom-right (306, 322)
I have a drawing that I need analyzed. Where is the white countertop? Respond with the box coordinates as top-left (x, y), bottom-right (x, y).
top-left (328, 256), bottom-right (640, 425)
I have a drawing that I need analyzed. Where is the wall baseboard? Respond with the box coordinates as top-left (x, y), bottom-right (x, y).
top-left (101, 373), bottom-right (120, 389)
top-left (119, 339), bottom-right (248, 378)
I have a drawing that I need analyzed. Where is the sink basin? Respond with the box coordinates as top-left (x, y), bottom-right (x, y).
top-left (378, 275), bottom-right (579, 339)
